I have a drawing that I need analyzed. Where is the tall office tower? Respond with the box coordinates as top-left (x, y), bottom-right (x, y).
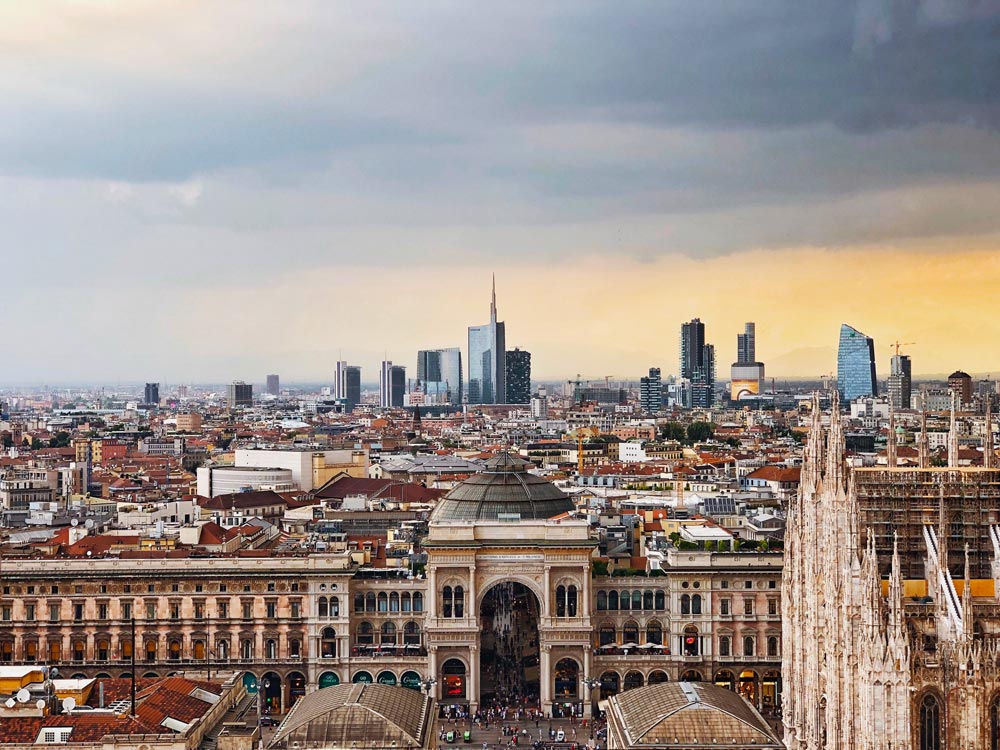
top-left (505, 348), bottom-right (531, 404)
top-left (680, 318), bottom-right (715, 408)
top-left (417, 348), bottom-right (463, 404)
top-left (266, 374), bottom-right (280, 396)
top-left (379, 361), bottom-right (406, 408)
top-left (736, 322), bottom-right (756, 364)
top-left (227, 381), bottom-right (253, 408)
top-left (948, 369), bottom-right (973, 405)
top-left (143, 382), bottom-right (160, 406)
top-left (334, 361), bottom-right (348, 400)
top-left (639, 367), bottom-right (663, 413)
top-left (836, 323), bottom-right (877, 402)
top-left (887, 354), bottom-right (912, 409)
top-left (468, 276), bottom-right (506, 405)
top-left (730, 322), bottom-right (766, 401)
top-left (344, 366), bottom-right (361, 412)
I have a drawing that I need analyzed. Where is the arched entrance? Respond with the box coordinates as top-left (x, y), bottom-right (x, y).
top-left (762, 670), bottom-right (781, 715)
top-left (623, 671), bottom-right (644, 691)
top-left (261, 672), bottom-right (282, 715)
top-left (318, 671), bottom-right (340, 689)
top-left (553, 658), bottom-right (579, 700)
top-left (441, 659), bottom-right (466, 700)
top-left (479, 581), bottom-right (540, 705)
top-left (737, 670), bottom-right (759, 707)
top-left (714, 670), bottom-right (736, 691)
top-left (648, 670), bottom-right (668, 685)
top-left (680, 670), bottom-right (703, 682)
top-left (288, 672), bottom-right (306, 709)
top-left (599, 671), bottom-right (619, 699)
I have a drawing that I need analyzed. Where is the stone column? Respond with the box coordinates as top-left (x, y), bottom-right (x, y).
top-left (428, 645), bottom-right (439, 700)
top-left (581, 567), bottom-right (591, 620)
top-left (468, 644), bottom-right (479, 712)
top-left (540, 643), bottom-right (552, 715)
top-left (467, 565), bottom-right (477, 622)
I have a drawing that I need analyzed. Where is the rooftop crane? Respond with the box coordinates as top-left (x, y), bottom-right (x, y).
top-left (892, 340), bottom-right (915, 356)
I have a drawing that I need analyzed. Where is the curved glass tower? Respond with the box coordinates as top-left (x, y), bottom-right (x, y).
top-left (837, 323), bottom-right (877, 402)
top-left (468, 277), bottom-right (506, 404)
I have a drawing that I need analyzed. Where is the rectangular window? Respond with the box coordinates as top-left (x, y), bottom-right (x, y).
top-left (73, 603), bottom-right (84, 619)
top-left (744, 580), bottom-right (753, 589)
top-left (194, 603), bottom-right (205, 619)
top-left (25, 604), bottom-right (35, 621)
top-left (242, 602), bottom-right (253, 619)
top-left (124, 584), bottom-right (131, 593)
top-left (290, 582), bottom-right (299, 592)
top-left (27, 585), bottom-right (35, 594)
top-left (49, 603), bottom-right (60, 621)
top-left (172, 583), bottom-right (180, 593)
top-left (218, 601), bottom-right (229, 619)
top-left (147, 584), bottom-right (155, 593)
top-left (51, 586), bottom-right (58, 595)
top-left (744, 599), bottom-right (754, 616)
top-left (267, 582), bottom-right (275, 592)
top-left (146, 602), bottom-right (156, 620)
top-left (195, 584), bottom-right (203, 593)
top-left (1, 606), bottom-right (10, 621)
top-left (768, 599), bottom-right (778, 616)
top-left (720, 580), bottom-right (729, 589)
top-left (219, 584), bottom-right (227, 593)
top-left (243, 584), bottom-right (251, 593)
top-left (768, 580), bottom-right (776, 589)
top-left (121, 602), bottom-right (132, 620)
top-left (290, 602), bottom-right (300, 619)
top-left (99, 585), bottom-right (107, 594)
top-left (720, 599), bottom-right (730, 616)
top-left (74, 585), bottom-right (82, 594)
top-left (169, 603), bottom-right (180, 620)
top-left (266, 602), bottom-right (277, 618)
top-left (98, 604), bottom-right (108, 620)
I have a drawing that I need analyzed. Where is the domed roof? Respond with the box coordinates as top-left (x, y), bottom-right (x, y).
top-left (430, 452), bottom-right (575, 523)
top-left (949, 370), bottom-right (971, 379)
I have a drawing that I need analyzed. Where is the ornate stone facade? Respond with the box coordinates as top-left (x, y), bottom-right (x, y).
top-left (783, 393), bottom-right (1000, 749)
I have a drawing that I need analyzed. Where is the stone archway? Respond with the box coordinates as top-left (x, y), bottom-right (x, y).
top-left (479, 580), bottom-right (541, 706)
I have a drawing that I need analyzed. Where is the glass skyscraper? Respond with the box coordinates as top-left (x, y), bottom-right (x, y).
top-left (837, 323), bottom-right (877, 402)
top-left (468, 277), bottom-right (506, 404)
top-left (680, 318), bottom-right (715, 408)
top-left (505, 348), bottom-right (531, 404)
top-left (416, 348), bottom-right (463, 405)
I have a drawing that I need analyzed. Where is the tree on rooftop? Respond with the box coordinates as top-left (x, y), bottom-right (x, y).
top-left (686, 421), bottom-right (716, 443)
top-left (660, 422), bottom-right (686, 442)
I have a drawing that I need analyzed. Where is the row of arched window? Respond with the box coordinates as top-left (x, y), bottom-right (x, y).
top-left (597, 620), bottom-right (663, 646)
top-left (596, 590), bottom-right (666, 611)
top-left (352, 622), bottom-right (422, 647)
top-left (718, 634), bottom-right (779, 658)
top-left (0, 635), bottom-right (300, 663)
top-left (353, 592), bottom-right (425, 614)
top-left (554, 585), bottom-right (578, 617)
top-left (442, 587), bottom-right (464, 618)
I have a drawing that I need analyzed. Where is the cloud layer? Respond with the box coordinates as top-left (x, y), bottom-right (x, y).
top-left (1, 1), bottom-right (997, 381)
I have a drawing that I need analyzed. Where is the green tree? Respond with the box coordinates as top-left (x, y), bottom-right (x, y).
top-left (660, 422), bottom-right (687, 442)
top-left (686, 421), bottom-right (716, 443)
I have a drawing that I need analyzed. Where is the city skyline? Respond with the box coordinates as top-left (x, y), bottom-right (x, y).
top-left (0, 4), bottom-right (997, 383)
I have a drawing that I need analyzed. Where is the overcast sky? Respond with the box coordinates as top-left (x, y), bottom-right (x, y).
top-left (2, 0), bottom-right (998, 384)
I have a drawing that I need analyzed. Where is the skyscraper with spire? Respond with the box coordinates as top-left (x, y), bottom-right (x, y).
top-left (467, 275), bottom-right (506, 404)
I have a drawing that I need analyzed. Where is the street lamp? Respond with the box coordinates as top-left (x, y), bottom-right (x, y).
top-left (419, 676), bottom-right (437, 696)
top-left (581, 677), bottom-right (601, 729)
top-left (258, 678), bottom-right (271, 727)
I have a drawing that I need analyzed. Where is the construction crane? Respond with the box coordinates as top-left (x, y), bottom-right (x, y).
top-left (892, 340), bottom-right (915, 356)
top-left (604, 375), bottom-right (614, 389)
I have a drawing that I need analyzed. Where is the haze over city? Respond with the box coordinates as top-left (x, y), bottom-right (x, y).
top-left (1, 1), bottom-right (999, 383)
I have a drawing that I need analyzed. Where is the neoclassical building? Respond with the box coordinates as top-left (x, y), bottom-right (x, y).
top-left (0, 454), bottom-right (783, 718)
top-left (783, 394), bottom-right (1000, 749)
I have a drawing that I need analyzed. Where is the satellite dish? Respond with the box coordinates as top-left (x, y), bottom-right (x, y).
top-left (71, 519), bottom-right (79, 527)
top-left (36, 699), bottom-right (47, 711)
top-left (4, 698), bottom-right (14, 708)
top-left (62, 697), bottom-right (77, 712)
top-left (16, 689), bottom-right (30, 703)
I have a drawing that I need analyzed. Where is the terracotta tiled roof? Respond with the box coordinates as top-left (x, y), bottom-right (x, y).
top-left (745, 466), bottom-right (801, 482)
